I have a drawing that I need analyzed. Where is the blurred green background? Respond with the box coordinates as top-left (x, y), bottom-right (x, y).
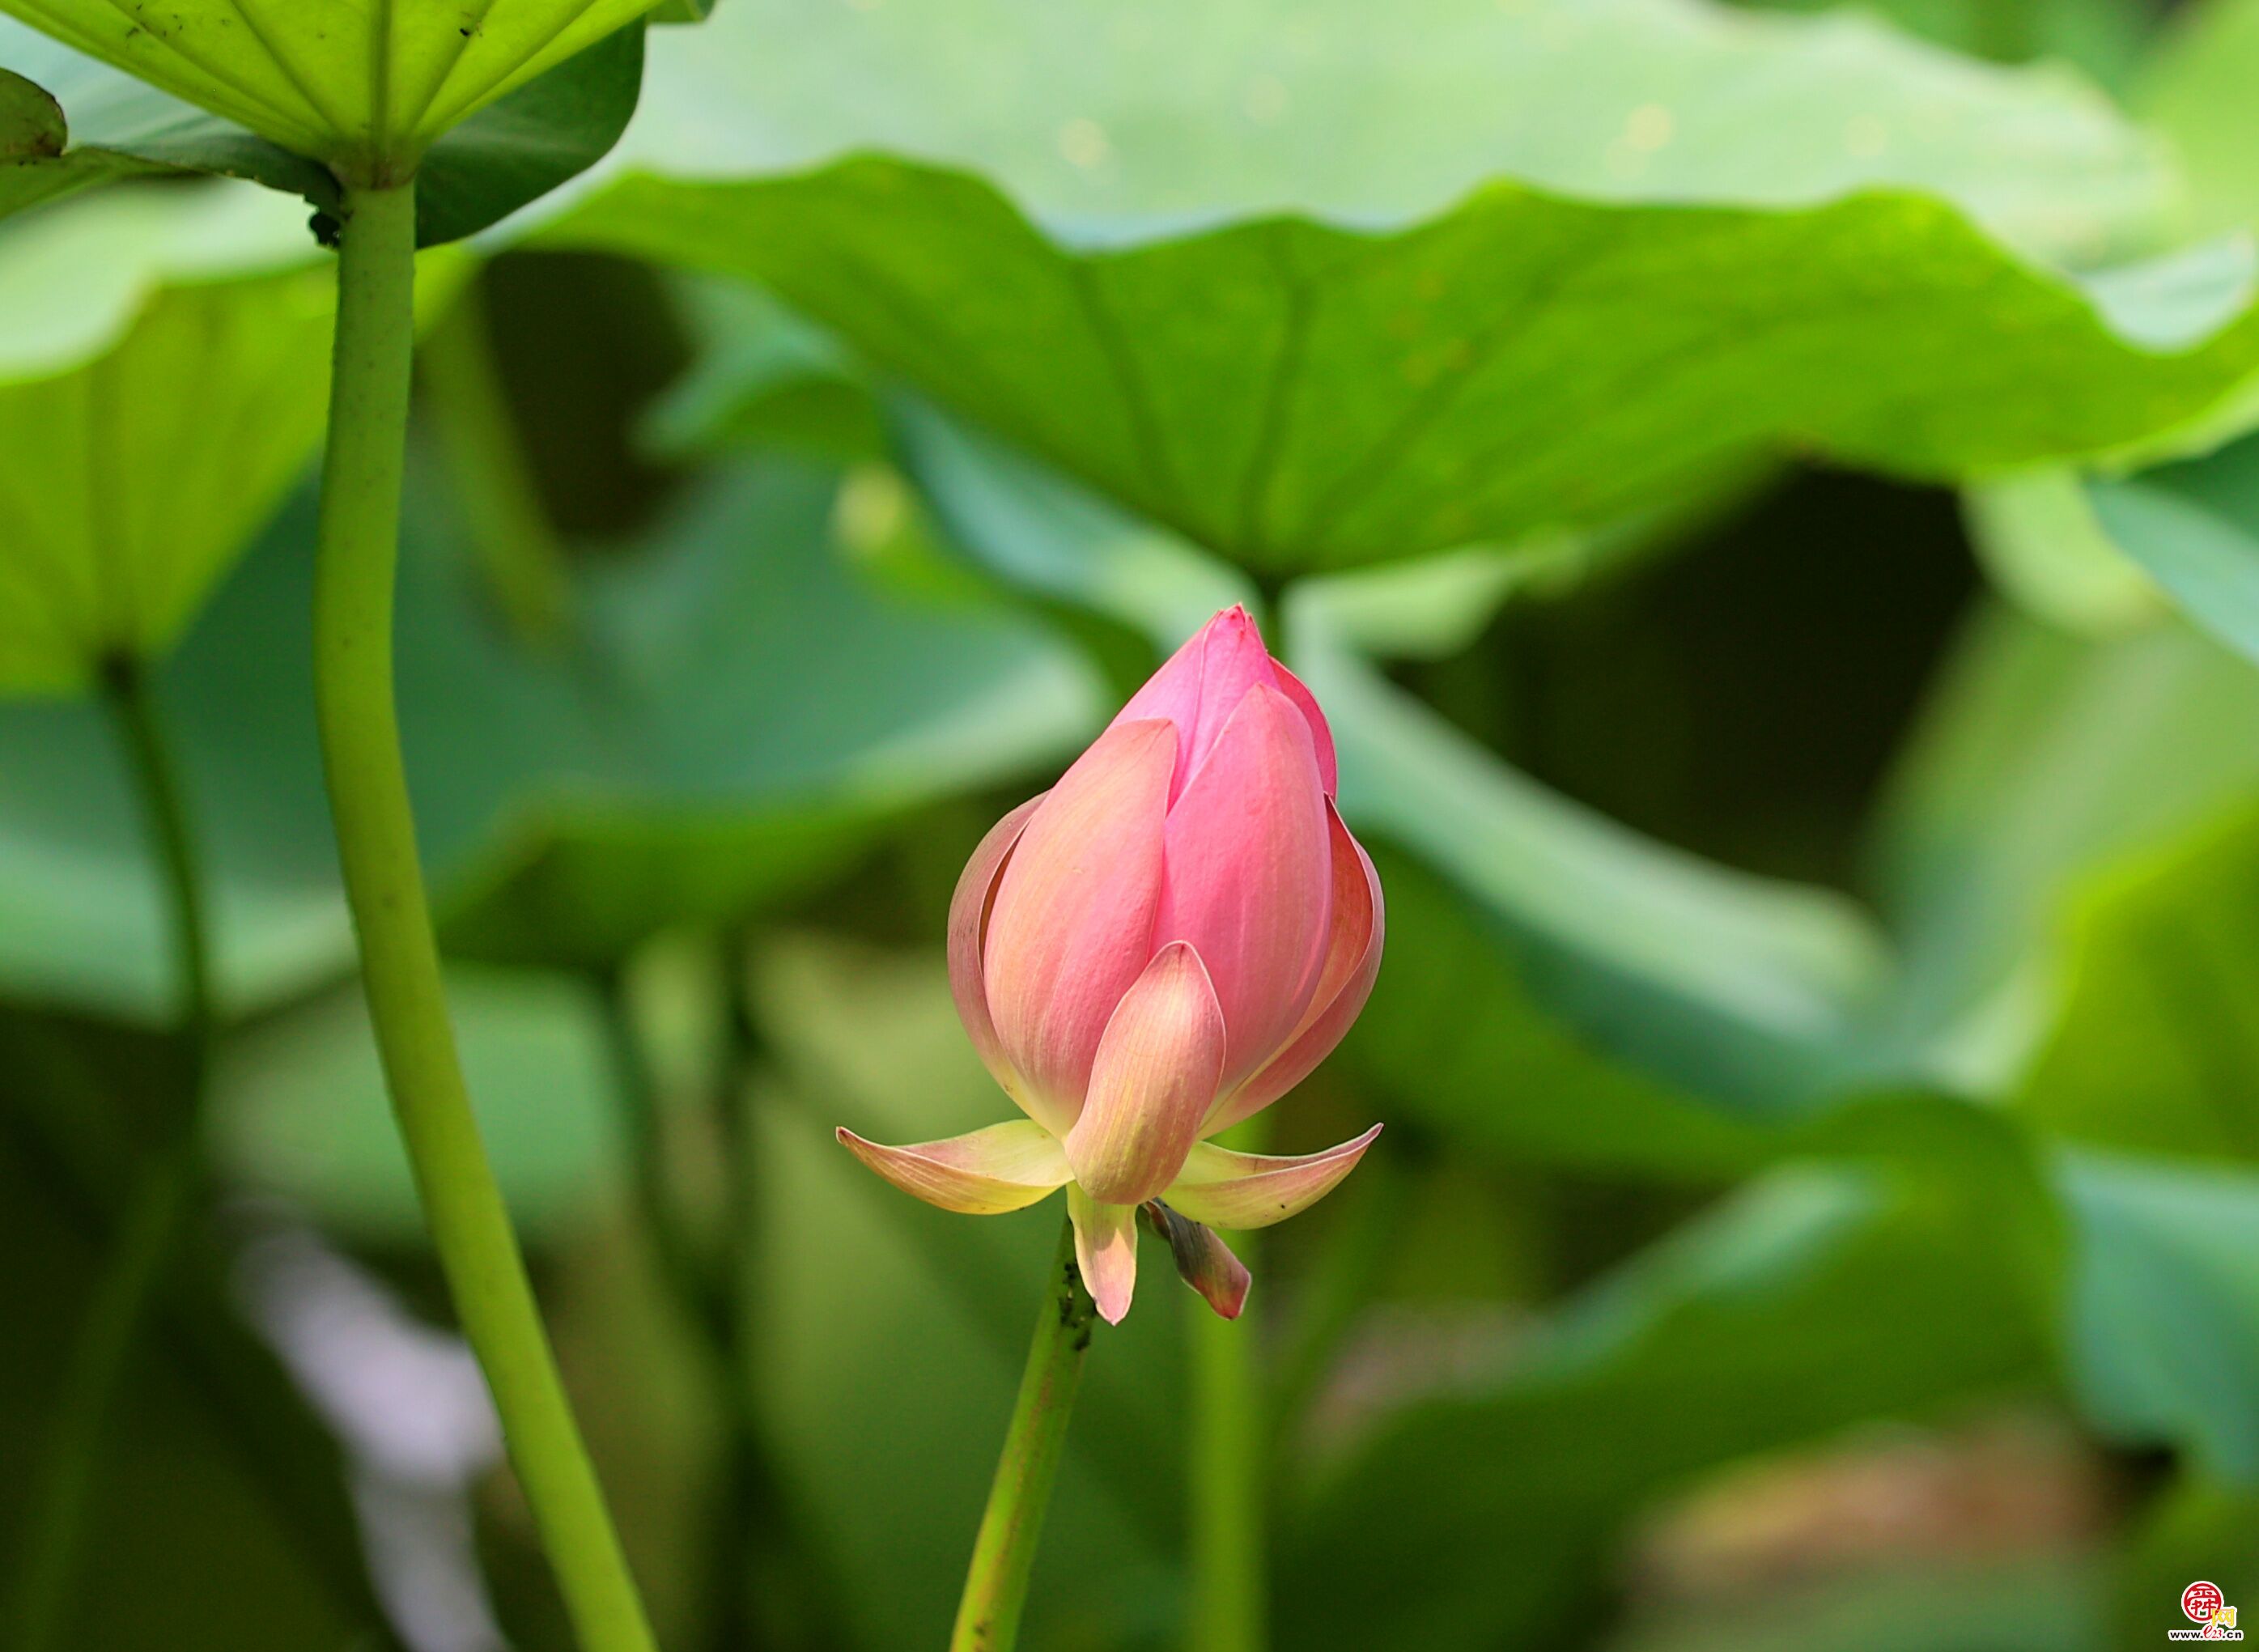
top-left (11, 0), bottom-right (2259, 1646)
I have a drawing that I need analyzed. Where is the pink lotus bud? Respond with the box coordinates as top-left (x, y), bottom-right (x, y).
top-left (838, 608), bottom-right (1383, 1324)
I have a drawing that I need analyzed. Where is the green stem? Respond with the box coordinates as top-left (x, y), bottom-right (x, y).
top-left (312, 180), bottom-right (654, 1652)
top-left (1188, 1115), bottom-right (1270, 1652)
top-left (419, 273), bottom-right (573, 648)
top-left (6, 660), bottom-right (215, 1652)
top-left (950, 1215), bottom-right (1097, 1652)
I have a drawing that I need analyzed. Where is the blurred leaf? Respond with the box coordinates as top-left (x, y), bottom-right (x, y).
top-left (534, 0), bottom-right (2259, 571)
top-left (0, 261), bottom-right (333, 694)
top-left (2137, 0), bottom-right (2259, 239)
top-left (2113, 1475), bottom-right (2259, 1646)
top-left (439, 460), bottom-right (1103, 966)
top-left (0, 1122), bottom-right (376, 1649)
top-left (1344, 846), bottom-right (1773, 1181)
top-left (0, 1), bottom-right (656, 176)
top-left (898, 404), bottom-right (1255, 645)
top-left (214, 966), bottom-right (619, 1241)
top-left (1865, 602), bottom-right (2259, 1093)
top-left (0, 179), bottom-right (320, 377)
top-left (0, 452), bottom-right (1100, 1017)
top-left (1294, 592), bottom-right (1893, 1108)
top-left (2087, 433), bottom-right (2259, 669)
top-left (1747, 0), bottom-right (2151, 86)
top-left (1610, 1556), bottom-right (2104, 1652)
top-left (1961, 468), bottom-right (2161, 635)
top-left (2018, 803), bottom-right (2259, 1163)
top-left (2057, 1150), bottom-right (2259, 1481)
top-left (642, 278), bottom-right (883, 463)
top-left (1287, 1132), bottom-right (2057, 1647)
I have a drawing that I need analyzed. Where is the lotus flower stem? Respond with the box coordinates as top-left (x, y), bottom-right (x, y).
top-left (1187, 1118), bottom-right (1268, 1652)
top-left (8, 660), bottom-right (213, 1652)
top-left (312, 179), bottom-right (655, 1652)
top-left (951, 1215), bottom-right (1099, 1651)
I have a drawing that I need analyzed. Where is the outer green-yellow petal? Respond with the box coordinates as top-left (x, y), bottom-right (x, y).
top-left (1164, 1124), bottom-right (1382, 1231)
top-left (835, 1119), bottom-right (1069, 1215)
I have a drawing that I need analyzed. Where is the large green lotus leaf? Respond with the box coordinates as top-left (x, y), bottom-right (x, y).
top-left (0, 18), bottom-right (331, 223)
top-left (0, 256), bottom-right (331, 694)
top-left (1284, 1129), bottom-right (2057, 1647)
top-left (2057, 1150), bottom-right (2259, 1481)
top-left (532, 0), bottom-right (2259, 571)
top-left (1864, 602), bottom-right (2259, 1091)
top-left (2015, 801), bottom-right (2259, 1163)
top-left (0, 16), bottom-right (648, 244)
top-left (0, 455), bottom-right (1098, 1019)
top-left (0, 0), bottom-right (656, 180)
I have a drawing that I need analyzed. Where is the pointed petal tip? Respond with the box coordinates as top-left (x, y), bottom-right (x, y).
top-left (837, 1120), bottom-right (1072, 1216)
top-left (1164, 1123), bottom-right (1383, 1231)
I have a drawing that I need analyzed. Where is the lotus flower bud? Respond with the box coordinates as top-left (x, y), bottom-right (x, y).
top-left (839, 608), bottom-right (1383, 1323)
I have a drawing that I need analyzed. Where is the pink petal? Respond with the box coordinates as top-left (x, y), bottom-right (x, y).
top-left (1269, 660), bottom-right (1339, 796)
top-left (1163, 1124), bottom-right (1383, 1231)
top-left (949, 795), bottom-right (1045, 1110)
top-left (1070, 1186), bottom-right (1139, 1324)
top-left (983, 720), bottom-right (1177, 1132)
top-left (1064, 942), bottom-right (1226, 1204)
top-left (1140, 1202), bottom-right (1251, 1319)
top-left (836, 1120), bottom-right (1072, 1215)
top-left (1208, 801), bottom-right (1384, 1133)
top-left (1155, 683), bottom-right (1333, 1090)
top-left (1112, 606), bottom-right (1276, 802)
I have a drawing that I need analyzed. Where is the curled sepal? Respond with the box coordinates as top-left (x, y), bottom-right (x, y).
top-left (1069, 1185), bottom-right (1138, 1325)
top-left (1138, 1201), bottom-right (1251, 1320)
top-left (1164, 1124), bottom-right (1383, 1231)
top-left (836, 1119), bottom-right (1071, 1215)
